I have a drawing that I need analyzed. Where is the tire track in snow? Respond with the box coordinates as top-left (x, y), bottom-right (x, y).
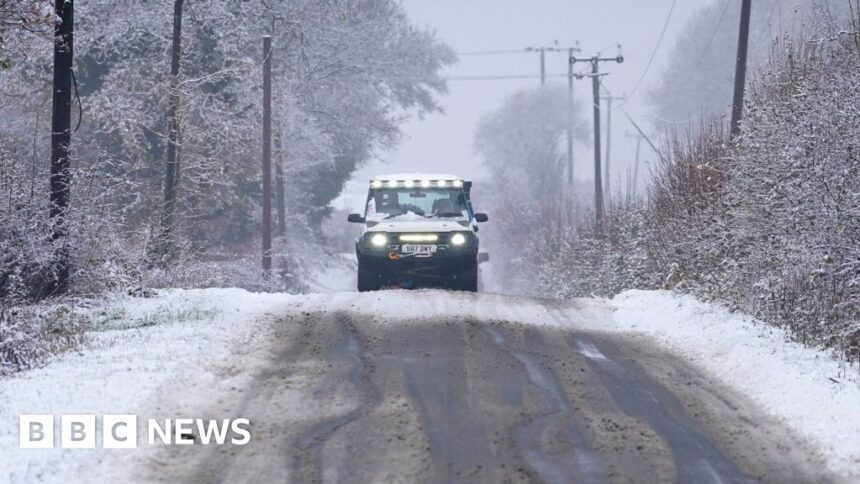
top-left (479, 324), bottom-right (608, 484)
top-left (547, 306), bottom-right (754, 483)
top-left (290, 313), bottom-right (383, 484)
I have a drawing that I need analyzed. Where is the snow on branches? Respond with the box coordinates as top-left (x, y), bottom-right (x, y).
top-left (0, 0), bottom-right (454, 296)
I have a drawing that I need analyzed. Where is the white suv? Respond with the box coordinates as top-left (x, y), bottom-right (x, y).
top-left (347, 174), bottom-right (489, 292)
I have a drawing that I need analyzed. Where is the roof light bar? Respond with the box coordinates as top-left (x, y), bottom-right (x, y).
top-left (370, 179), bottom-right (465, 189)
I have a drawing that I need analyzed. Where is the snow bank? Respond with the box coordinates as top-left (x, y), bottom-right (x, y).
top-left (0, 288), bottom-right (298, 483)
top-left (587, 289), bottom-right (860, 480)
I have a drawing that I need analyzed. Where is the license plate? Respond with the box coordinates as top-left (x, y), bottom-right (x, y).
top-left (402, 244), bottom-right (437, 254)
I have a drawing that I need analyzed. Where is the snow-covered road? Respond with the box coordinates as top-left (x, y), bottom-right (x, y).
top-left (1, 289), bottom-right (858, 483)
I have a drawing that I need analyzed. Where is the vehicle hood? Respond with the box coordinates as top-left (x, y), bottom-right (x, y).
top-left (365, 219), bottom-right (470, 233)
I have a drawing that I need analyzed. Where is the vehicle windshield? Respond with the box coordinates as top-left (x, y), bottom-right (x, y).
top-left (366, 187), bottom-right (467, 220)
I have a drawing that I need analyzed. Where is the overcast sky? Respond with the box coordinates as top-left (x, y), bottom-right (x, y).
top-left (336, 0), bottom-right (715, 210)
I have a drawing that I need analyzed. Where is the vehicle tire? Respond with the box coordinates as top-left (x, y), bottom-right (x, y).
top-left (458, 264), bottom-right (478, 292)
top-left (357, 258), bottom-right (379, 292)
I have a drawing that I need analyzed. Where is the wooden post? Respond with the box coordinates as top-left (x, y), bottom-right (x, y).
top-left (262, 35), bottom-right (273, 274)
top-left (159, 0), bottom-right (184, 261)
top-left (48, 0), bottom-right (74, 294)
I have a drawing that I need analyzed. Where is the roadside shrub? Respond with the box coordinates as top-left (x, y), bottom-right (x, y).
top-left (530, 203), bottom-right (657, 299)
top-left (0, 303), bottom-right (86, 375)
top-left (722, 31), bottom-right (860, 359)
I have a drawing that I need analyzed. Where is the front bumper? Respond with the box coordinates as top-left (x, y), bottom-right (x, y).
top-left (357, 248), bottom-right (477, 287)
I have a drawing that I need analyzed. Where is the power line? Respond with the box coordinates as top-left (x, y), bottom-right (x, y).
top-left (694, 0), bottom-right (732, 68)
top-left (456, 49), bottom-right (527, 56)
top-left (445, 73), bottom-right (570, 81)
top-left (621, 108), bottom-right (661, 158)
top-left (617, 0), bottom-right (677, 109)
top-left (455, 47), bottom-right (581, 57)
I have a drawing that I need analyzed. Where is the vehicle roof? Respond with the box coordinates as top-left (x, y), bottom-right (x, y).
top-left (370, 173), bottom-right (462, 182)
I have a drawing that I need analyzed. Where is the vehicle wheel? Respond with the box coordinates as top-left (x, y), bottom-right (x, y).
top-left (458, 264), bottom-right (478, 292)
top-left (357, 259), bottom-right (379, 292)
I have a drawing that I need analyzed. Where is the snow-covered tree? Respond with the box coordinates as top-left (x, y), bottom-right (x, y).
top-left (0, 0), bottom-right (454, 296)
top-left (474, 86), bottom-right (588, 293)
top-left (0, 0), bottom-right (51, 68)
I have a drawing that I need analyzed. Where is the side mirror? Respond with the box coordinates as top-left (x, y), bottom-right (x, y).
top-left (347, 213), bottom-right (365, 223)
top-left (478, 253), bottom-right (490, 264)
top-left (474, 213), bottom-right (489, 223)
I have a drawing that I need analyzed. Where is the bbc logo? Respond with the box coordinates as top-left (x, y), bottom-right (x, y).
top-left (20, 415), bottom-right (137, 449)
top-left (20, 415), bottom-right (251, 448)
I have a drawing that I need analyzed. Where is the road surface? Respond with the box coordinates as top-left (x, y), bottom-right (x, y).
top-left (145, 292), bottom-right (829, 483)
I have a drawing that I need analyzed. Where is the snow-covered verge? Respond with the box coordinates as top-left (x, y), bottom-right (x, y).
top-left (581, 289), bottom-right (860, 481)
top-left (0, 288), bottom-right (299, 484)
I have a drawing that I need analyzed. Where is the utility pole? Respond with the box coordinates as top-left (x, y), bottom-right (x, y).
top-left (625, 131), bottom-right (643, 197)
top-left (567, 48), bottom-right (575, 186)
top-left (526, 46), bottom-right (547, 86)
top-left (49, 0), bottom-right (73, 294)
top-left (158, 0), bottom-right (184, 262)
top-left (271, 16), bottom-right (286, 238)
top-left (527, 45), bottom-right (565, 86)
top-left (601, 92), bottom-right (625, 202)
top-left (730, 0), bottom-right (752, 138)
top-left (262, 35), bottom-right (273, 275)
top-left (275, 123), bottom-right (286, 237)
top-left (540, 47), bottom-right (545, 85)
top-left (591, 61), bottom-right (602, 220)
top-left (571, 52), bottom-right (624, 225)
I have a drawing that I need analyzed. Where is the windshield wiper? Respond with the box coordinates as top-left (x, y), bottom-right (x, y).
top-left (427, 212), bottom-right (464, 218)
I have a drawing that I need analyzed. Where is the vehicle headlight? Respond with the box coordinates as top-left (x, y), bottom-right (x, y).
top-left (451, 233), bottom-right (466, 246)
top-left (370, 233), bottom-right (388, 247)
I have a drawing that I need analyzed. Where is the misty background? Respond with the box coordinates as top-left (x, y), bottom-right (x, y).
top-left (336, 0), bottom-right (711, 209)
